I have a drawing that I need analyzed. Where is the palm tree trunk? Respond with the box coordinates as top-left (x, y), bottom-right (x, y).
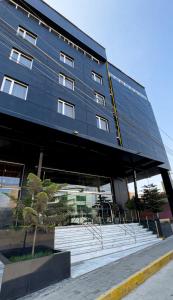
top-left (23, 229), bottom-right (28, 249)
top-left (32, 225), bottom-right (37, 257)
top-left (15, 205), bottom-right (18, 227)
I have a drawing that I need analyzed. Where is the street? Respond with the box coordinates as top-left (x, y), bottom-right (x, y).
top-left (124, 260), bottom-right (173, 300)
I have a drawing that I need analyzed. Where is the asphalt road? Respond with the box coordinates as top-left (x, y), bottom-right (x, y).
top-left (124, 260), bottom-right (173, 300)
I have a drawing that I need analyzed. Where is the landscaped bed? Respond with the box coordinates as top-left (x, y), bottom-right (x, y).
top-left (8, 250), bottom-right (53, 262)
top-left (0, 246), bottom-right (70, 300)
top-left (0, 173), bottom-right (71, 300)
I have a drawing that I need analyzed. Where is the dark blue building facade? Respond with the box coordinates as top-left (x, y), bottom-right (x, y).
top-left (0, 0), bottom-right (172, 226)
top-left (108, 63), bottom-right (170, 169)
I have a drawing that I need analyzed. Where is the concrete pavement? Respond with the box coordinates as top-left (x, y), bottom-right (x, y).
top-left (124, 260), bottom-right (173, 300)
top-left (20, 236), bottom-right (173, 300)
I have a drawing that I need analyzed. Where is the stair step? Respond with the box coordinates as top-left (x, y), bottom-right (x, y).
top-left (56, 225), bottom-right (145, 233)
top-left (54, 223), bottom-right (160, 263)
top-left (55, 227), bottom-right (150, 237)
top-left (55, 234), bottom-right (156, 249)
top-left (59, 237), bottom-right (158, 255)
top-left (55, 231), bottom-right (153, 243)
top-left (71, 240), bottom-right (160, 263)
top-left (56, 223), bottom-right (141, 230)
top-left (55, 224), bottom-right (144, 233)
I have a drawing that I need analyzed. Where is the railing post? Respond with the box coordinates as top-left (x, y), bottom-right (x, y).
top-left (100, 221), bottom-right (103, 249)
top-left (119, 212), bottom-right (121, 224)
top-left (155, 220), bottom-right (159, 238)
top-left (124, 212), bottom-right (127, 223)
top-left (146, 216), bottom-right (149, 230)
top-left (131, 211), bottom-right (134, 223)
top-left (137, 211), bottom-right (141, 225)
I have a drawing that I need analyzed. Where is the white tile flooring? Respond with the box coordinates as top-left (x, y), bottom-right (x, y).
top-left (71, 240), bottom-right (160, 277)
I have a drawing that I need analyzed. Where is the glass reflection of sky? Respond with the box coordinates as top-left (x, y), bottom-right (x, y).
top-left (0, 176), bottom-right (20, 187)
top-left (0, 177), bottom-right (20, 208)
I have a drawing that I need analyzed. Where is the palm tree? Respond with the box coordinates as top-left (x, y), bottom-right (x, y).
top-left (13, 173), bottom-right (66, 257)
top-left (23, 191), bottom-right (48, 256)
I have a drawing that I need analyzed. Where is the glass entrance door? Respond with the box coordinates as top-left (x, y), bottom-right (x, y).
top-left (41, 167), bottom-right (114, 225)
top-left (0, 161), bottom-right (24, 227)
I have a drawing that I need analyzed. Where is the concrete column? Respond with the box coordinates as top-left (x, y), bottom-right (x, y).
top-left (37, 151), bottom-right (44, 179)
top-left (132, 169), bottom-right (140, 221)
top-left (112, 177), bottom-right (129, 208)
top-left (161, 169), bottom-right (173, 216)
top-left (133, 169), bottom-right (139, 201)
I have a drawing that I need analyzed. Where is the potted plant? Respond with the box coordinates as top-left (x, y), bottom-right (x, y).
top-left (0, 173), bottom-right (71, 300)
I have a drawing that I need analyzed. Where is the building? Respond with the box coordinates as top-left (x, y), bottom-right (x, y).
top-left (0, 0), bottom-right (173, 227)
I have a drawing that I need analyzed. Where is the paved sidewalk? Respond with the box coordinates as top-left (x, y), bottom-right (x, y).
top-left (20, 236), bottom-right (173, 300)
top-left (124, 260), bottom-right (173, 300)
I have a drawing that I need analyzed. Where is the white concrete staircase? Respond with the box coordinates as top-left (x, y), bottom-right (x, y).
top-left (55, 223), bottom-right (161, 264)
top-left (0, 224), bottom-right (161, 284)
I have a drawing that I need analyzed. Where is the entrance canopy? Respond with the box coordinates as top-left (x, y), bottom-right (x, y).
top-left (0, 113), bottom-right (164, 181)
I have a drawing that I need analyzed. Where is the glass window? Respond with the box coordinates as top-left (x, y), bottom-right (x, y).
top-left (64, 103), bottom-right (74, 118)
top-left (92, 72), bottom-right (102, 84)
top-left (58, 99), bottom-right (75, 119)
top-left (60, 53), bottom-right (64, 63)
top-left (10, 49), bottom-right (18, 62)
top-left (20, 53), bottom-right (32, 68)
top-left (95, 92), bottom-right (105, 106)
top-left (100, 118), bottom-right (108, 131)
top-left (65, 78), bottom-right (74, 90)
top-left (18, 27), bottom-right (25, 37)
top-left (96, 116), bottom-right (100, 128)
top-left (96, 116), bottom-right (109, 131)
top-left (13, 82), bottom-right (27, 99)
top-left (25, 31), bottom-right (36, 45)
top-left (2, 79), bottom-right (11, 93)
top-left (10, 49), bottom-right (33, 69)
top-left (17, 26), bottom-right (37, 45)
top-left (60, 52), bottom-right (74, 68)
top-left (59, 74), bottom-right (64, 86)
top-left (0, 161), bottom-right (24, 228)
top-left (1, 76), bottom-right (28, 100)
top-left (58, 100), bottom-right (63, 114)
top-left (40, 168), bottom-right (113, 225)
top-left (59, 74), bottom-right (74, 90)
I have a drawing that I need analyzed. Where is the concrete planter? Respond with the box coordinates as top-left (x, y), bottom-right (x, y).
top-left (0, 246), bottom-right (71, 300)
top-left (141, 219), bottom-right (173, 238)
top-left (0, 227), bottom-right (54, 252)
top-left (160, 222), bottom-right (173, 238)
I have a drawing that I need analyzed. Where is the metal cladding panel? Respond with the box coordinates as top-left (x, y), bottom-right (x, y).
top-left (109, 63), bottom-right (146, 96)
top-left (108, 64), bottom-right (170, 169)
top-left (0, 1), bottom-right (118, 148)
top-left (24, 0), bottom-right (106, 60)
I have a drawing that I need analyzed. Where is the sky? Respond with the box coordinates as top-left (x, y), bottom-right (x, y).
top-left (45, 0), bottom-right (173, 191)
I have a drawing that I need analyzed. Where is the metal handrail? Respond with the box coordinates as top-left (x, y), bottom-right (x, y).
top-left (72, 216), bottom-right (103, 249)
top-left (117, 223), bottom-right (137, 243)
top-left (85, 223), bottom-right (102, 239)
top-left (84, 224), bottom-right (103, 248)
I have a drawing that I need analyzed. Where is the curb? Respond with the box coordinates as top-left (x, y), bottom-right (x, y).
top-left (97, 250), bottom-right (173, 300)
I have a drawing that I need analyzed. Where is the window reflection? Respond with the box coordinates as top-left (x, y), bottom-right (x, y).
top-left (42, 168), bottom-right (113, 225)
top-left (0, 162), bottom-right (24, 228)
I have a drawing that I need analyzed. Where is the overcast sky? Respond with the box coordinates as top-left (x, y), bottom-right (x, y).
top-left (45, 0), bottom-right (173, 190)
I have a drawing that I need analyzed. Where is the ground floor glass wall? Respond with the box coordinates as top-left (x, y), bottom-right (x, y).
top-left (0, 162), bottom-right (114, 227)
top-left (0, 161), bottom-right (24, 227)
top-left (41, 167), bottom-right (113, 225)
